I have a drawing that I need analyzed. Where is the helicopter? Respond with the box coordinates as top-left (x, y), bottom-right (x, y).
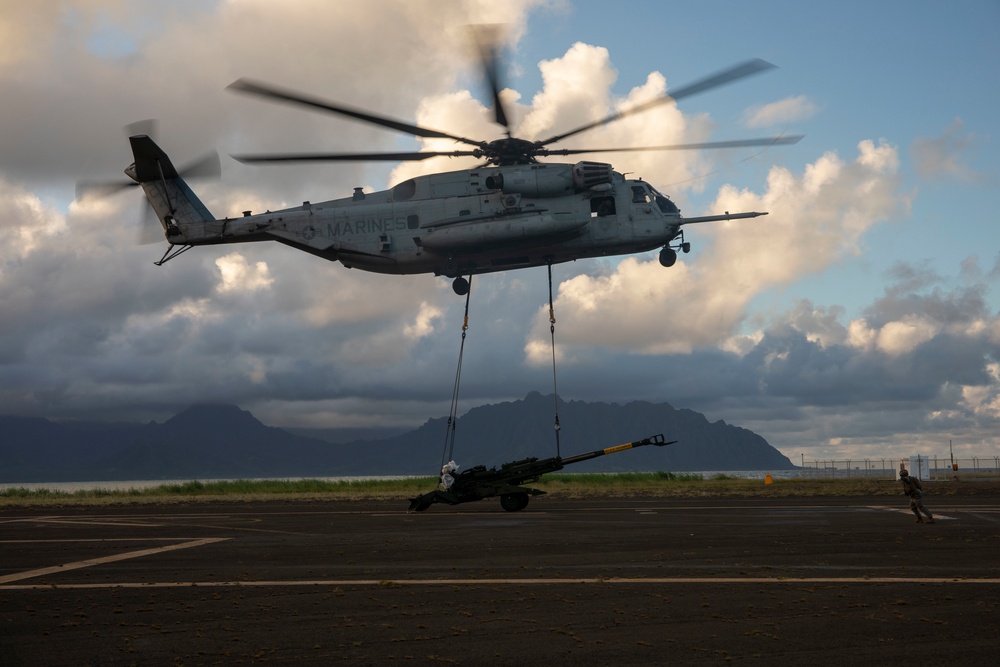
top-left (83, 40), bottom-right (801, 296)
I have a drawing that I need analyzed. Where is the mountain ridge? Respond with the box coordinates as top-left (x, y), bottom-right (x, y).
top-left (0, 394), bottom-right (795, 482)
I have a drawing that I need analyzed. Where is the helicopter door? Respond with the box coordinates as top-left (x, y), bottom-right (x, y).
top-left (589, 195), bottom-right (619, 240)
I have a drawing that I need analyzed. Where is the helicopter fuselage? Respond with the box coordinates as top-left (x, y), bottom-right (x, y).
top-left (111, 54), bottom-right (791, 290)
top-left (166, 160), bottom-right (687, 283)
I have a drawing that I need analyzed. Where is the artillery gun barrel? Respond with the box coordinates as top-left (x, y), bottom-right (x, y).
top-left (408, 433), bottom-right (677, 512)
top-left (560, 434), bottom-right (676, 466)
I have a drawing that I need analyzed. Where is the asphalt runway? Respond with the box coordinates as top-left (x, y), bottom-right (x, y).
top-left (2, 497), bottom-right (999, 665)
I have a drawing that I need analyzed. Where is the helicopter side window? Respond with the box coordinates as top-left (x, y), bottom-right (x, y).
top-left (631, 185), bottom-right (650, 204)
top-left (407, 214), bottom-right (419, 229)
top-left (590, 196), bottom-right (616, 217)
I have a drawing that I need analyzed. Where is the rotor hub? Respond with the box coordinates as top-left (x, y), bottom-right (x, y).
top-left (478, 138), bottom-right (545, 166)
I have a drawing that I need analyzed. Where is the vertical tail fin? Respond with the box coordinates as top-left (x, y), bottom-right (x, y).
top-left (125, 135), bottom-right (215, 235)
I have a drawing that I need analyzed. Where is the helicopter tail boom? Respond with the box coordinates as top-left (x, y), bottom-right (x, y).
top-left (126, 135), bottom-right (215, 235)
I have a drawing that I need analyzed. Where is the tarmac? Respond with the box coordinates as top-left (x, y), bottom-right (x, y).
top-left (2, 496), bottom-right (999, 665)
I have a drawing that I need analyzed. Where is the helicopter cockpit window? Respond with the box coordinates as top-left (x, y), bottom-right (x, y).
top-left (654, 195), bottom-right (679, 215)
top-left (631, 185), bottom-right (651, 204)
top-left (393, 179), bottom-right (417, 201)
top-left (647, 185), bottom-right (679, 215)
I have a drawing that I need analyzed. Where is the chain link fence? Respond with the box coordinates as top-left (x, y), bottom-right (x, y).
top-left (799, 455), bottom-right (1000, 479)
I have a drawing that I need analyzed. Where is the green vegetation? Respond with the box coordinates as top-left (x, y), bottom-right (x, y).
top-left (0, 477), bottom-right (439, 506)
top-left (2, 473), bottom-right (997, 507)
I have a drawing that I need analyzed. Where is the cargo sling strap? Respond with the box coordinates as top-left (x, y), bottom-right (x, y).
top-left (439, 264), bottom-right (564, 470)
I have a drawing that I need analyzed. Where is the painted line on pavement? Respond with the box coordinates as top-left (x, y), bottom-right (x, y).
top-left (4, 575), bottom-right (1000, 590)
top-left (0, 537), bottom-right (229, 585)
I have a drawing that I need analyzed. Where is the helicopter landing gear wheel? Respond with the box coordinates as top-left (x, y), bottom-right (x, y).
top-left (659, 247), bottom-right (677, 267)
top-left (500, 492), bottom-right (529, 512)
top-left (452, 276), bottom-right (470, 295)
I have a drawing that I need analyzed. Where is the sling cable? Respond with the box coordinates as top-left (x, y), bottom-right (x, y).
top-left (441, 275), bottom-right (472, 472)
top-left (439, 266), bottom-right (565, 481)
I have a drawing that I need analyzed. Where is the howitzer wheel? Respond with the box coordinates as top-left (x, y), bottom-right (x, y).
top-left (500, 492), bottom-right (529, 512)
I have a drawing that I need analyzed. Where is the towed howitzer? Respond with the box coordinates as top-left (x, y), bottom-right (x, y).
top-left (408, 434), bottom-right (677, 512)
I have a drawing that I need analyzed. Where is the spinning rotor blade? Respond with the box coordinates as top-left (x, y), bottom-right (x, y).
top-left (76, 121), bottom-right (221, 247)
top-left (537, 134), bottom-right (804, 157)
top-left (470, 24), bottom-right (512, 133)
top-left (176, 151), bottom-right (221, 180)
top-left (124, 118), bottom-right (158, 140)
top-left (76, 179), bottom-right (139, 200)
top-left (76, 150), bottom-right (221, 199)
top-left (231, 149), bottom-right (478, 164)
top-left (137, 200), bottom-right (164, 245)
top-left (227, 78), bottom-right (485, 148)
top-left (538, 58), bottom-right (777, 147)
top-left (78, 119), bottom-right (220, 199)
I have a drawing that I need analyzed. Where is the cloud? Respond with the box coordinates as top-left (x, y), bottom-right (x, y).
top-left (0, 0), bottom-right (542, 193)
top-left (215, 253), bottom-right (274, 294)
top-left (743, 95), bottom-right (818, 128)
top-left (2, 2), bottom-right (996, 464)
top-left (911, 118), bottom-right (990, 184)
top-left (389, 41), bottom-right (714, 192)
top-left (526, 139), bottom-right (907, 356)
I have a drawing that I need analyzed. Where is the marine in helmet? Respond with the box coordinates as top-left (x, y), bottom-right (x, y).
top-left (899, 468), bottom-right (934, 524)
top-left (439, 460), bottom-right (459, 491)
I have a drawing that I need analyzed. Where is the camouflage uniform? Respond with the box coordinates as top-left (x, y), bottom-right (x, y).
top-left (900, 470), bottom-right (934, 523)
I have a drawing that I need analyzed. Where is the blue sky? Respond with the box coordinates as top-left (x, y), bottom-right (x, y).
top-left (511, 0), bottom-right (999, 320)
top-left (1, 0), bottom-right (998, 463)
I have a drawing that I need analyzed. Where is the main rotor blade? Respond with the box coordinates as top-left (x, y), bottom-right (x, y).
top-left (470, 24), bottom-right (511, 133)
top-left (538, 58), bottom-right (778, 147)
top-left (537, 134), bottom-right (804, 157)
top-left (231, 150), bottom-right (479, 164)
top-left (228, 78), bottom-right (486, 149)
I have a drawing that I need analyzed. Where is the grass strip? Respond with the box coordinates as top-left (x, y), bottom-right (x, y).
top-left (3, 473), bottom-right (997, 507)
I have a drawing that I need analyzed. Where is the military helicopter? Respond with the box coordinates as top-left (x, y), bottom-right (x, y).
top-left (83, 38), bottom-right (801, 296)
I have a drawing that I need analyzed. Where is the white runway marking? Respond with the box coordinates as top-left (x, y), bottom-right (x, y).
top-left (4, 576), bottom-right (1000, 590)
top-left (15, 517), bottom-right (162, 527)
top-left (0, 537), bottom-right (229, 585)
top-left (0, 538), bottom-right (211, 544)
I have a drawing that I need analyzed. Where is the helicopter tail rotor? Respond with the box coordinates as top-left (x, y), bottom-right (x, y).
top-left (75, 122), bottom-right (220, 244)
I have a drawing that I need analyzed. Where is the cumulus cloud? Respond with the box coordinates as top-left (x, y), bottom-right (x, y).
top-left (527, 139), bottom-right (908, 356)
top-left (389, 41), bottom-right (713, 191)
top-left (215, 253), bottom-right (274, 294)
top-left (710, 268), bottom-right (1000, 458)
top-left (2, 1), bottom-right (996, 464)
top-left (743, 95), bottom-right (818, 128)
